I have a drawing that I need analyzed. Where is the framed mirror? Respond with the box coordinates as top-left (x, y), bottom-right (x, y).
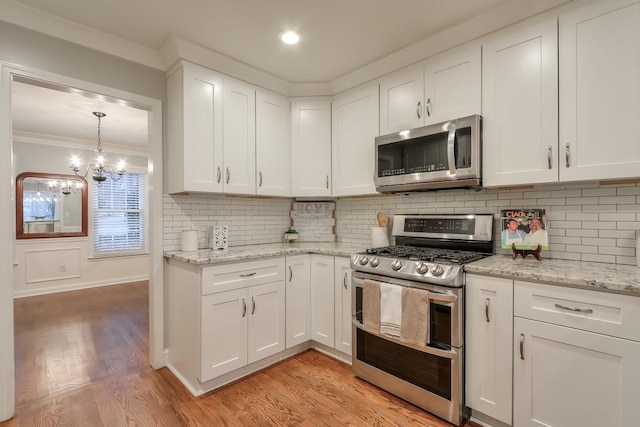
top-left (16, 172), bottom-right (88, 239)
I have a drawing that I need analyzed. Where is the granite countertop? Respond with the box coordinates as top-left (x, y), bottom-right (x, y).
top-left (465, 255), bottom-right (640, 296)
top-left (164, 242), bottom-right (368, 265)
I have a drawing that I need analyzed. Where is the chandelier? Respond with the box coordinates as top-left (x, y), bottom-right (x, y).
top-left (71, 112), bottom-right (126, 183)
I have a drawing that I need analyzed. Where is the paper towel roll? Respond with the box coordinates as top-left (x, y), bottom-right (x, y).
top-left (181, 230), bottom-right (198, 252)
top-left (372, 226), bottom-right (389, 247)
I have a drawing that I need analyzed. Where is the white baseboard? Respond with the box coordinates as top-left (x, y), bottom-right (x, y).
top-left (13, 274), bottom-right (149, 298)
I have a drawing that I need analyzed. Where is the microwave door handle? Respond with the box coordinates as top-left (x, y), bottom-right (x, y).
top-left (447, 123), bottom-right (457, 175)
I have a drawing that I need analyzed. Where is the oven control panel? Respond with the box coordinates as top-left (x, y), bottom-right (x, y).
top-left (350, 254), bottom-right (463, 287)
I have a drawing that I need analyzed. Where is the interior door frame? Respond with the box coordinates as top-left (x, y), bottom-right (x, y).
top-left (0, 62), bottom-right (164, 421)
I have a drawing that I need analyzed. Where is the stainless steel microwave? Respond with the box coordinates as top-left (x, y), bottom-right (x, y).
top-left (374, 115), bottom-right (482, 193)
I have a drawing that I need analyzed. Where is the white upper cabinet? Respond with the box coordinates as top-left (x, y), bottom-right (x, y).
top-left (379, 43), bottom-right (481, 135)
top-left (379, 65), bottom-right (424, 135)
top-left (256, 90), bottom-right (291, 197)
top-left (559, 0), bottom-right (640, 182)
top-left (332, 84), bottom-right (379, 197)
top-left (482, 18), bottom-right (559, 187)
top-left (166, 61), bottom-right (223, 194)
top-left (424, 44), bottom-right (481, 125)
top-left (223, 78), bottom-right (256, 195)
top-left (290, 100), bottom-right (332, 197)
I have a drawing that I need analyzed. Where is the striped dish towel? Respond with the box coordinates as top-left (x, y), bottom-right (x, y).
top-left (379, 282), bottom-right (402, 338)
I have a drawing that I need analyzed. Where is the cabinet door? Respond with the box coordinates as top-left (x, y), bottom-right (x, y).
top-left (247, 281), bottom-right (286, 364)
top-left (201, 288), bottom-right (248, 382)
top-left (166, 62), bottom-right (223, 194)
top-left (514, 317), bottom-right (640, 427)
top-left (482, 18), bottom-right (558, 186)
top-left (424, 44), bottom-right (481, 125)
top-left (559, 0), bottom-right (640, 181)
top-left (290, 100), bottom-right (332, 197)
top-left (310, 254), bottom-right (335, 347)
top-left (256, 90), bottom-right (290, 196)
top-left (285, 255), bottom-right (311, 348)
top-left (379, 65), bottom-right (424, 134)
top-left (465, 275), bottom-right (513, 425)
top-left (332, 84), bottom-right (379, 197)
top-left (333, 257), bottom-right (352, 355)
top-left (223, 78), bottom-right (256, 195)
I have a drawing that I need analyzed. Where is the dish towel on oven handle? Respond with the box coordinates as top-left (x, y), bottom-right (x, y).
top-left (400, 287), bottom-right (430, 346)
top-left (362, 279), bottom-right (381, 333)
top-left (380, 282), bottom-right (402, 338)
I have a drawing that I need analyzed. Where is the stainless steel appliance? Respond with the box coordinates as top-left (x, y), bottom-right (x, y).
top-left (351, 214), bottom-right (493, 426)
top-left (375, 115), bottom-right (482, 193)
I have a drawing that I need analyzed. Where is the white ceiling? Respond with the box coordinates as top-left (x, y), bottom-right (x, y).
top-left (8, 0), bottom-right (511, 83)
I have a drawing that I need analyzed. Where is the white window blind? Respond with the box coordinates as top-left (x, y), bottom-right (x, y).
top-left (92, 173), bottom-right (146, 255)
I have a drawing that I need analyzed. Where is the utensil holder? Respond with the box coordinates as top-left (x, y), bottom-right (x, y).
top-left (372, 226), bottom-right (389, 247)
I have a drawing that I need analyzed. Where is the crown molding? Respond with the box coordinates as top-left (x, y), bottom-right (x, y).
top-left (13, 131), bottom-right (149, 156)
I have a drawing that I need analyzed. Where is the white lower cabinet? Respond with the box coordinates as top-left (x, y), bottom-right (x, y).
top-left (465, 274), bottom-right (513, 425)
top-left (285, 255), bottom-right (311, 348)
top-left (166, 257), bottom-right (285, 392)
top-left (310, 254), bottom-right (335, 347)
top-left (513, 280), bottom-right (640, 427)
top-left (333, 257), bottom-right (352, 355)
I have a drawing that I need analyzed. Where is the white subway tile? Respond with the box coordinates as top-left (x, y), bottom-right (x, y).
top-left (581, 253), bottom-right (616, 263)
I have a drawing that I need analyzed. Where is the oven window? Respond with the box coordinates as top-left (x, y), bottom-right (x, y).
top-left (430, 303), bottom-right (452, 348)
top-left (356, 328), bottom-right (452, 401)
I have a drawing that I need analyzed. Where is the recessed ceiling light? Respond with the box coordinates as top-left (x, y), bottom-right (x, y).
top-left (279, 30), bottom-right (301, 45)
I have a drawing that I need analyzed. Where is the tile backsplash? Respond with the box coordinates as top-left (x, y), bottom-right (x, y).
top-left (163, 182), bottom-right (640, 265)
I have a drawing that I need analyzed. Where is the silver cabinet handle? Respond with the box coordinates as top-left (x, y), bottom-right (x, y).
top-left (554, 303), bottom-right (593, 314)
top-left (217, 166), bottom-right (221, 183)
top-left (417, 101), bottom-right (422, 119)
top-left (447, 123), bottom-right (457, 175)
top-left (242, 299), bottom-right (247, 317)
top-left (485, 298), bottom-right (490, 323)
top-left (547, 146), bottom-right (553, 170)
top-left (565, 143), bottom-right (571, 168)
top-left (259, 171), bottom-right (263, 187)
top-left (519, 334), bottom-right (525, 360)
top-left (251, 296), bottom-right (256, 315)
top-left (240, 272), bottom-right (256, 278)
top-left (343, 272), bottom-right (348, 289)
top-left (226, 167), bottom-right (230, 183)
top-left (289, 265), bottom-right (293, 282)
top-left (326, 175), bottom-right (329, 189)
top-left (426, 98), bottom-right (432, 117)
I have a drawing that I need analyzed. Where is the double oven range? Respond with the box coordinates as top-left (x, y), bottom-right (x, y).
top-left (350, 214), bottom-right (493, 426)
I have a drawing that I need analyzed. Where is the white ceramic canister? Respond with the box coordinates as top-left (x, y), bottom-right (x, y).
top-left (181, 229), bottom-right (198, 252)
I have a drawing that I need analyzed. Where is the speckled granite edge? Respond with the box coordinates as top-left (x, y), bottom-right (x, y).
top-left (164, 242), bottom-right (368, 265)
top-left (465, 255), bottom-right (640, 296)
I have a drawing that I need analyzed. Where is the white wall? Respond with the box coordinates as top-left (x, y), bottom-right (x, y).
top-left (13, 140), bottom-right (150, 297)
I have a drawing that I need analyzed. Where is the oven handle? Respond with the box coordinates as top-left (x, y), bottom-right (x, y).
top-left (351, 274), bottom-right (458, 304)
top-left (352, 318), bottom-right (459, 360)
top-left (447, 122), bottom-right (457, 176)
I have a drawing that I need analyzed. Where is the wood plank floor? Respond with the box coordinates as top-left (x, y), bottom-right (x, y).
top-left (2, 281), bottom-right (480, 427)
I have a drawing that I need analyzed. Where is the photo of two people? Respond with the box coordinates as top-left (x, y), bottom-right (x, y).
top-left (500, 209), bottom-right (548, 250)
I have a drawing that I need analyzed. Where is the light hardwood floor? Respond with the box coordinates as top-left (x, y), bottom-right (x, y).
top-left (2, 281), bottom-right (480, 426)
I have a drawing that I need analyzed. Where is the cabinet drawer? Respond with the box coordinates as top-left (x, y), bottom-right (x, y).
top-left (514, 280), bottom-right (640, 341)
top-left (202, 257), bottom-right (285, 295)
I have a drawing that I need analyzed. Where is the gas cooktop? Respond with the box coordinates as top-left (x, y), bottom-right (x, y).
top-left (365, 245), bottom-right (490, 265)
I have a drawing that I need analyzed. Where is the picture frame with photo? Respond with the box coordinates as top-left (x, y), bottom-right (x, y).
top-left (500, 208), bottom-right (548, 250)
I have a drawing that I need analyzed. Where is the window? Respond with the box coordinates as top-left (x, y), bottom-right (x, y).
top-left (92, 172), bottom-right (147, 256)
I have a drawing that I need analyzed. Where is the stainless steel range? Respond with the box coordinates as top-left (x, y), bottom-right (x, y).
top-left (351, 214), bottom-right (493, 426)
